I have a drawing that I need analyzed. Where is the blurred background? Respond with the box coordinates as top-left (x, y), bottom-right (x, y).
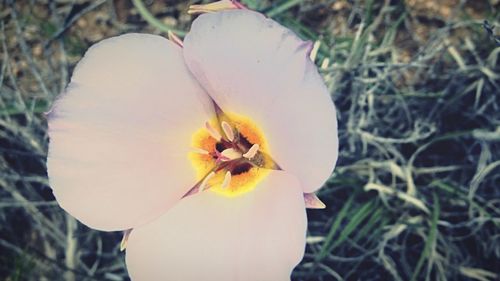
top-left (0, 0), bottom-right (499, 280)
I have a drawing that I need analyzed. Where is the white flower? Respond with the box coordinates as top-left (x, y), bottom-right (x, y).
top-left (47, 6), bottom-right (338, 281)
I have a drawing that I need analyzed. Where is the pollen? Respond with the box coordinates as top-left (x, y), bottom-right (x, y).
top-left (188, 112), bottom-right (275, 197)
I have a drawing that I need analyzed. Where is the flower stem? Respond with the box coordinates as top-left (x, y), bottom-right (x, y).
top-left (131, 0), bottom-right (186, 36)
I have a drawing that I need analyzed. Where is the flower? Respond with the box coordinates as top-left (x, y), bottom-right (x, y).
top-left (47, 2), bottom-right (338, 280)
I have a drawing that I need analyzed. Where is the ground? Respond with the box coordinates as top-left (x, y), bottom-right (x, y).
top-left (0, 0), bottom-right (499, 280)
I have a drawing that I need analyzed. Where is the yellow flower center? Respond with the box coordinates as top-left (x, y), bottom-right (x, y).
top-left (189, 112), bottom-right (275, 197)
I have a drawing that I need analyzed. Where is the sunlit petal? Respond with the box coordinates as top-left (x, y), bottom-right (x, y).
top-left (48, 34), bottom-right (214, 231)
top-left (126, 171), bottom-right (306, 281)
top-left (183, 10), bottom-right (338, 192)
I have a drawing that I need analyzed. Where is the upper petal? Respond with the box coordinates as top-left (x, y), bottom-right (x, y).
top-left (47, 33), bottom-right (214, 231)
top-left (126, 171), bottom-right (306, 281)
top-left (183, 10), bottom-right (338, 193)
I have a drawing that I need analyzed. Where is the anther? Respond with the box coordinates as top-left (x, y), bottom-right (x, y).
top-left (191, 147), bottom-right (209, 155)
top-left (221, 121), bottom-right (234, 142)
top-left (243, 144), bottom-right (259, 159)
top-left (199, 171), bottom-right (215, 192)
top-left (220, 148), bottom-right (242, 160)
top-left (205, 121), bottom-right (222, 141)
top-left (221, 171), bottom-right (232, 189)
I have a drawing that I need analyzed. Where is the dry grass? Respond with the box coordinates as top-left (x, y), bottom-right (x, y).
top-left (0, 0), bottom-right (499, 280)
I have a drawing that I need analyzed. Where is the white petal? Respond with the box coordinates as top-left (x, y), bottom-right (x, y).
top-left (126, 171), bottom-right (306, 281)
top-left (47, 34), bottom-right (214, 231)
top-left (183, 10), bottom-right (338, 193)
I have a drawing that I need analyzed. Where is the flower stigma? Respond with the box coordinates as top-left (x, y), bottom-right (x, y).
top-left (189, 112), bottom-right (276, 197)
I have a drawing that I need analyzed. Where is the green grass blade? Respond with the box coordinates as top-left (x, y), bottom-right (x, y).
top-left (266, 0), bottom-right (303, 18)
top-left (316, 194), bottom-right (355, 261)
top-left (410, 192), bottom-right (440, 281)
top-left (353, 205), bottom-right (384, 242)
top-left (328, 200), bottom-right (375, 252)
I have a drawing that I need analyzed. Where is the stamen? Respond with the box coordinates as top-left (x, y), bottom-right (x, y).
top-left (191, 147), bottom-right (209, 155)
top-left (221, 121), bottom-right (235, 142)
top-left (221, 171), bottom-right (232, 189)
top-left (243, 144), bottom-right (260, 159)
top-left (205, 121), bottom-right (222, 141)
top-left (199, 172), bottom-right (215, 192)
top-left (220, 148), bottom-right (242, 160)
